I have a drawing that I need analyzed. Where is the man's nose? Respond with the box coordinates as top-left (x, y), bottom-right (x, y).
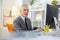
top-left (26, 11), bottom-right (28, 13)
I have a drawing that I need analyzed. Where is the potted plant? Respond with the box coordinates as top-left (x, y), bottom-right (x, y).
top-left (30, 0), bottom-right (34, 6)
top-left (51, 0), bottom-right (58, 6)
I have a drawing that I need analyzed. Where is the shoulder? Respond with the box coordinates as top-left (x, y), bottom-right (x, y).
top-left (27, 17), bottom-right (31, 21)
top-left (13, 16), bottom-right (21, 22)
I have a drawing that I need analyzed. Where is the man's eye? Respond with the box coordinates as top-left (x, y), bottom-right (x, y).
top-left (24, 9), bottom-right (26, 11)
top-left (24, 9), bottom-right (29, 11)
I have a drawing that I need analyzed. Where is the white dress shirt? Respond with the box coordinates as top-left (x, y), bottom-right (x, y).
top-left (20, 15), bottom-right (25, 22)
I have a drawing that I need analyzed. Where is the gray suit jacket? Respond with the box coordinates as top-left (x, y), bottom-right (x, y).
top-left (13, 16), bottom-right (32, 31)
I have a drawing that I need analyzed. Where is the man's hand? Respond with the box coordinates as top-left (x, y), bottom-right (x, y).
top-left (34, 28), bottom-right (44, 32)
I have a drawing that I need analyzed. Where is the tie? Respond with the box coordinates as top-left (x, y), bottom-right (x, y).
top-left (25, 18), bottom-right (28, 30)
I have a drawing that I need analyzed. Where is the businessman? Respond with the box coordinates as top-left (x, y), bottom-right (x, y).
top-left (13, 4), bottom-right (43, 31)
top-left (13, 4), bottom-right (32, 31)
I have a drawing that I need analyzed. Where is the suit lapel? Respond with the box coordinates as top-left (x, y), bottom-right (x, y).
top-left (19, 17), bottom-right (27, 30)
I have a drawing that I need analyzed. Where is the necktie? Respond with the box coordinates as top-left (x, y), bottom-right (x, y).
top-left (25, 18), bottom-right (28, 30)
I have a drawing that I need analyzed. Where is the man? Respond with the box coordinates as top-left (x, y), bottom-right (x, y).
top-left (13, 4), bottom-right (32, 31)
top-left (13, 4), bottom-right (43, 31)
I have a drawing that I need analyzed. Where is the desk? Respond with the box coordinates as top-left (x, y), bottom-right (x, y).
top-left (1, 31), bottom-right (60, 40)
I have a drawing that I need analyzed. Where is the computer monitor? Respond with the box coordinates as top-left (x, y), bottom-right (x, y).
top-left (46, 4), bottom-right (58, 29)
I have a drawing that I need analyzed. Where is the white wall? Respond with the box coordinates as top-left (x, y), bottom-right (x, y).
top-left (1, 0), bottom-right (15, 27)
top-left (57, 0), bottom-right (60, 5)
top-left (0, 0), bottom-right (2, 27)
top-left (1, 0), bottom-right (60, 27)
top-left (14, 0), bottom-right (23, 6)
top-left (2, 0), bottom-right (15, 10)
top-left (45, 0), bottom-right (60, 5)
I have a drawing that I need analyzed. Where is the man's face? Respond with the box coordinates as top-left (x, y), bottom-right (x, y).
top-left (21, 6), bottom-right (29, 17)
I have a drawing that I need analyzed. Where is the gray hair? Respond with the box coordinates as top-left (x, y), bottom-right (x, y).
top-left (20, 4), bottom-right (28, 9)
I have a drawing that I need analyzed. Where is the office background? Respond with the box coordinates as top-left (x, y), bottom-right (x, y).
top-left (0, 0), bottom-right (60, 28)
top-left (0, 0), bottom-right (60, 40)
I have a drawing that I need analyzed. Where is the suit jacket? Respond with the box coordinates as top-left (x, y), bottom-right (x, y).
top-left (13, 16), bottom-right (32, 31)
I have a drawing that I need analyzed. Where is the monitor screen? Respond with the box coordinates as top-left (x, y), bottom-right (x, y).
top-left (46, 4), bottom-right (58, 29)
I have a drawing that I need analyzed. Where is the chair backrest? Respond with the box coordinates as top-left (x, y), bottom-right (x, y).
top-left (6, 24), bottom-right (14, 32)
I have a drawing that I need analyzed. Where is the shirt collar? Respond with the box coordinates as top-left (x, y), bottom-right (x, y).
top-left (20, 15), bottom-right (25, 21)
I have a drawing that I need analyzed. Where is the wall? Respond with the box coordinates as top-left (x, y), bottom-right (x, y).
top-left (1, 0), bottom-right (60, 27)
top-left (1, 0), bottom-right (15, 27)
top-left (57, 0), bottom-right (60, 5)
top-left (0, 0), bottom-right (2, 28)
top-left (23, 0), bottom-right (60, 7)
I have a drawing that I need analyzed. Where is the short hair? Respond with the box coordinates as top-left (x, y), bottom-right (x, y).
top-left (20, 4), bottom-right (28, 9)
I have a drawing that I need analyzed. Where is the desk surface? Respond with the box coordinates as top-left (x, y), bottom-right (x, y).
top-left (1, 31), bottom-right (60, 40)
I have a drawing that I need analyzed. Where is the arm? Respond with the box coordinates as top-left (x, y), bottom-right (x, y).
top-left (13, 20), bottom-right (22, 31)
top-left (28, 18), bottom-right (32, 30)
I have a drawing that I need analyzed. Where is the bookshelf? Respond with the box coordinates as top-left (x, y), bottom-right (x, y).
top-left (29, 9), bottom-right (45, 28)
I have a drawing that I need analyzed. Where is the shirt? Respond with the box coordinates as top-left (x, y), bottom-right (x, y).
top-left (20, 15), bottom-right (25, 22)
